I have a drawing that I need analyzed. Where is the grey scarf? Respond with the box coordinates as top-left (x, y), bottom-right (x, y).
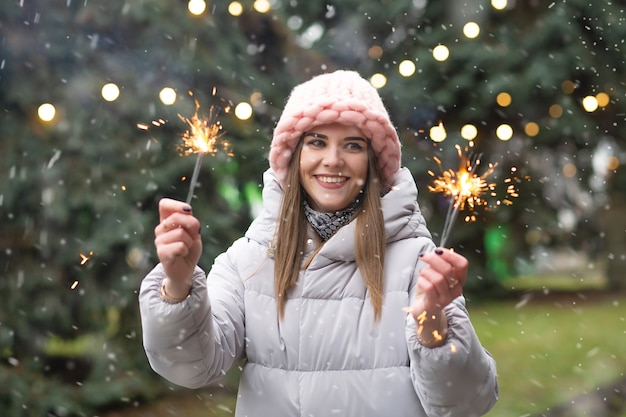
top-left (303, 197), bottom-right (363, 241)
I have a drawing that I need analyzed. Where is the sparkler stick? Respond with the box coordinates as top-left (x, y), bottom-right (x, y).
top-left (439, 199), bottom-right (461, 248)
top-left (185, 153), bottom-right (206, 204)
top-left (178, 98), bottom-right (229, 204)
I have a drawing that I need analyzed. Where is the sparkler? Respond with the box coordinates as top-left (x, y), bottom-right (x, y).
top-left (177, 97), bottom-right (230, 204)
top-left (428, 143), bottom-right (519, 247)
top-left (405, 141), bottom-right (522, 345)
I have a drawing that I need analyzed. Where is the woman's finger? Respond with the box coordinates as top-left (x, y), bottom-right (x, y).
top-left (421, 248), bottom-right (468, 287)
top-left (156, 212), bottom-right (201, 238)
top-left (158, 198), bottom-right (193, 223)
top-left (434, 248), bottom-right (469, 276)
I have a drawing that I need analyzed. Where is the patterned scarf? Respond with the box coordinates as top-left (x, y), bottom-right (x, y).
top-left (303, 195), bottom-right (363, 241)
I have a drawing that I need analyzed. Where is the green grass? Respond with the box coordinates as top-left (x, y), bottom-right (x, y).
top-left (469, 292), bottom-right (626, 416)
top-left (103, 292), bottom-right (626, 417)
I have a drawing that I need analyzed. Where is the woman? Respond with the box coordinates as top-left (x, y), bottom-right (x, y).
top-left (140, 70), bottom-right (498, 417)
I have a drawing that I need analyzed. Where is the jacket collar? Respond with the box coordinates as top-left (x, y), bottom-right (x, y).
top-left (245, 168), bottom-right (431, 262)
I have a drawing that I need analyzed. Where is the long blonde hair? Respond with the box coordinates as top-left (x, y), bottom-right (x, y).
top-left (273, 141), bottom-right (387, 320)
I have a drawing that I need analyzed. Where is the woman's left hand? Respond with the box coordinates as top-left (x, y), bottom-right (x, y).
top-left (408, 247), bottom-right (468, 321)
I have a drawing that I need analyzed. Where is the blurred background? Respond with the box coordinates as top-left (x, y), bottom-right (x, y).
top-left (1, 0), bottom-right (625, 416)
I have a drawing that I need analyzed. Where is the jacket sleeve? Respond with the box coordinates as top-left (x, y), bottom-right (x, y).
top-left (405, 294), bottom-right (499, 417)
top-left (139, 248), bottom-right (246, 389)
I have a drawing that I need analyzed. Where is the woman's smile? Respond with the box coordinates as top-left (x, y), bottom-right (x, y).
top-left (299, 123), bottom-right (369, 212)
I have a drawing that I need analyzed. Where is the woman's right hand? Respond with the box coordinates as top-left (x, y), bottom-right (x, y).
top-left (154, 198), bottom-right (202, 298)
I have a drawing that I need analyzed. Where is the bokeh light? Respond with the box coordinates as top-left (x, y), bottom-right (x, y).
top-left (188, 0), bottom-right (206, 15)
top-left (491, 0), bottom-right (507, 10)
top-left (370, 73), bottom-right (387, 89)
top-left (496, 124), bottom-right (513, 141)
top-left (234, 102), bottom-right (253, 120)
top-left (596, 92), bottom-right (610, 107)
top-left (159, 87), bottom-right (177, 105)
top-left (549, 104), bottom-right (563, 118)
top-left (460, 124), bottom-right (478, 141)
top-left (298, 23), bottom-right (324, 48)
top-left (430, 123), bottom-right (447, 142)
top-left (398, 60), bottom-right (416, 77)
top-left (228, 1), bottom-right (243, 16)
top-left (463, 22), bottom-right (480, 39)
top-left (524, 121), bottom-right (540, 137)
top-left (253, 0), bottom-right (271, 13)
top-left (561, 80), bottom-right (575, 94)
top-left (496, 92), bottom-right (512, 107)
top-left (562, 162), bottom-right (577, 178)
top-left (38, 103), bottom-right (56, 122)
top-left (368, 45), bottom-right (383, 60)
top-left (101, 83), bottom-right (120, 102)
top-left (432, 44), bottom-right (450, 62)
top-left (582, 95), bottom-right (598, 112)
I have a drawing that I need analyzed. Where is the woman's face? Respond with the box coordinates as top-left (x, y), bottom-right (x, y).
top-left (299, 123), bottom-right (369, 212)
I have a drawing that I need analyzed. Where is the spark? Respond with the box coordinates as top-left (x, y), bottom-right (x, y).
top-left (429, 143), bottom-right (521, 247)
top-left (414, 310), bottom-right (444, 344)
top-left (79, 250), bottom-right (94, 265)
top-left (178, 96), bottom-right (231, 204)
top-left (71, 280), bottom-right (79, 290)
top-left (137, 118), bottom-right (166, 143)
top-left (177, 100), bottom-right (229, 157)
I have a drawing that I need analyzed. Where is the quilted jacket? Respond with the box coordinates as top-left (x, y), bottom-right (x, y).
top-left (140, 167), bottom-right (498, 417)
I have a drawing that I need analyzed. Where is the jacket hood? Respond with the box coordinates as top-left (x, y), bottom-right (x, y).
top-left (245, 167), bottom-right (431, 262)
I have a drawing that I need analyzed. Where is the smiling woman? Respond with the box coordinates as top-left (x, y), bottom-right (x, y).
top-left (139, 70), bottom-right (498, 417)
top-left (298, 124), bottom-right (369, 212)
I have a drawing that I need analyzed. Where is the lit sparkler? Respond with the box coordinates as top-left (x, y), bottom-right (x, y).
top-left (178, 96), bottom-right (230, 204)
top-left (428, 143), bottom-right (519, 247)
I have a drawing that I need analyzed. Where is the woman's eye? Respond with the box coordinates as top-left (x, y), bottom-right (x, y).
top-left (346, 142), bottom-right (364, 151)
top-left (306, 139), bottom-right (325, 147)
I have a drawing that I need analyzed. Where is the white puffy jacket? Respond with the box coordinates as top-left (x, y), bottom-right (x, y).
top-left (140, 168), bottom-right (498, 417)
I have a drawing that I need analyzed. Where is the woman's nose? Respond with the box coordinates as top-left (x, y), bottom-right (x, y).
top-left (323, 146), bottom-right (343, 166)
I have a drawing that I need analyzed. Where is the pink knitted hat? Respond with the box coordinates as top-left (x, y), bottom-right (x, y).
top-left (269, 70), bottom-right (401, 186)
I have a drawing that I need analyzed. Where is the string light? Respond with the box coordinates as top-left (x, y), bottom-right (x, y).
top-left (432, 45), bottom-right (450, 62)
top-left (582, 95), bottom-right (599, 112)
top-left (398, 60), bottom-right (416, 77)
top-left (524, 122), bottom-right (540, 137)
top-left (430, 122), bottom-right (447, 142)
top-left (101, 83), bottom-right (120, 102)
top-left (496, 124), bottom-right (513, 141)
top-left (491, 0), bottom-right (508, 10)
top-left (234, 102), bottom-right (253, 120)
top-left (228, 1), bottom-right (243, 16)
top-left (370, 73), bottom-right (387, 89)
top-left (38, 103), bottom-right (56, 122)
top-left (463, 22), bottom-right (480, 39)
top-left (159, 87), bottom-right (177, 105)
top-left (496, 92), bottom-right (512, 107)
top-left (188, 0), bottom-right (206, 15)
top-left (460, 124), bottom-right (478, 141)
top-left (253, 0), bottom-right (271, 13)
top-left (596, 92), bottom-right (610, 107)
top-left (549, 104), bottom-right (563, 118)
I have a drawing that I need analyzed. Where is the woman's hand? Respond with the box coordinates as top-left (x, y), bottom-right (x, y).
top-left (154, 198), bottom-right (202, 298)
top-left (408, 248), bottom-right (468, 347)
